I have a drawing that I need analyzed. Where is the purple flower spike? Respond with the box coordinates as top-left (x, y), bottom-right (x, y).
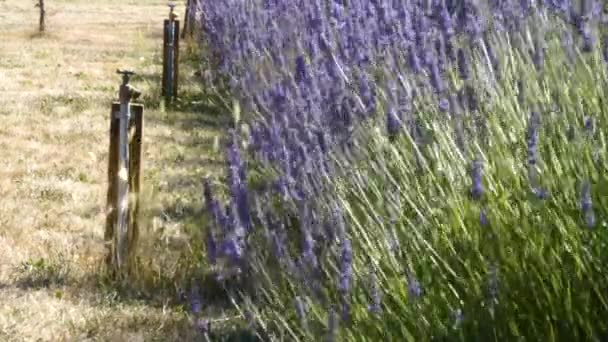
top-left (197, 318), bottom-right (211, 335)
top-left (438, 98), bottom-right (450, 112)
top-left (302, 228), bottom-right (318, 270)
top-left (457, 48), bottom-right (470, 80)
top-left (581, 181), bottom-right (595, 228)
top-left (190, 284), bottom-right (202, 315)
top-left (603, 35), bottom-right (608, 63)
top-left (408, 45), bottom-right (421, 73)
top-left (582, 26), bottom-right (596, 53)
top-left (429, 61), bottom-right (445, 93)
top-left (470, 159), bottom-right (484, 200)
top-left (338, 239), bottom-right (353, 294)
top-left (480, 209), bottom-right (489, 227)
top-left (532, 187), bottom-right (550, 200)
top-left (527, 111), bottom-right (541, 174)
top-left (294, 296), bottom-right (308, 331)
top-left (294, 55), bottom-right (308, 83)
top-left (465, 86), bottom-right (478, 111)
top-left (387, 106), bottom-right (402, 141)
top-left (452, 308), bottom-right (464, 329)
top-left (407, 275), bottom-right (422, 299)
top-left (532, 44), bottom-right (545, 71)
top-left (517, 79), bottom-right (525, 105)
top-left (341, 297), bottom-right (351, 323)
top-left (584, 116), bottom-right (594, 134)
top-left (368, 271), bottom-right (383, 314)
top-left (487, 265), bottom-right (499, 308)
top-left (439, 4), bottom-right (454, 36)
top-left (221, 237), bottom-right (243, 265)
top-left (206, 230), bottom-right (217, 265)
top-left (327, 306), bottom-right (338, 342)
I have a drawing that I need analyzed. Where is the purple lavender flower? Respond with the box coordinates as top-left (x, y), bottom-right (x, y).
top-left (244, 307), bottom-right (255, 328)
top-left (429, 61), bottom-right (445, 93)
top-left (487, 264), bottom-right (499, 312)
top-left (439, 3), bottom-right (454, 36)
top-left (190, 284), bottom-right (202, 315)
top-left (464, 2), bottom-right (483, 40)
top-left (532, 187), bottom-right (551, 200)
top-left (197, 318), bottom-right (211, 335)
top-left (562, 30), bottom-right (576, 64)
top-left (465, 85), bottom-right (478, 111)
top-left (435, 38), bottom-right (447, 69)
top-left (527, 111), bottom-right (541, 170)
top-left (581, 25), bottom-right (596, 52)
top-left (532, 43), bottom-right (545, 71)
top-left (270, 227), bottom-right (287, 261)
top-left (407, 274), bottom-right (422, 299)
top-left (445, 38), bottom-right (457, 63)
top-left (457, 48), bottom-right (470, 80)
top-left (452, 308), bottom-right (464, 329)
top-left (470, 159), bottom-right (484, 200)
top-left (438, 98), bottom-right (450, 112)
top-left (226, 132), bottom-right (251, 231)
top-left (294, 296), bottom-right (308, 331)
top-left (581, 181), bottom-right (595, 228)
top-left (316, 129), bottom-right (328, 154)
top-left (387, 106), bottom-right (402, 140)
top-left (341, 296), bottom-right (351, 323)
top-left (368, 271), bottom-right (383, 314)
top-left (203, 177), bottom-right (214, 211)
top-left (206, 230), bottom-right (217, 265)
top-left (338, 239), bottom-right (353, 294)
top-left (358, 75), bottom-right (376, 113)
top-left (603, 35), bottom-right (608, 63)
top-left (294, 55), bottom-right (308, 83)
top-left (221, 236), bottom-right (243, 265)
top-left (480, 209), bottom-right (489, 227)
top-left (517, 79), bottom-right (525, 105)
top-left (407, 45), bottom-right (421, 73)
top-left (327, 306), bottom-right (338, 342)
top-left (584, 116), bottom-right (594, 134)
top-left (386, 227), bottom-right (400, 256)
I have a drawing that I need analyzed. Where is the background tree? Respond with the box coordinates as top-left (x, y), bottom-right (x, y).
top-left (35, 0), bottom-right (45, 33)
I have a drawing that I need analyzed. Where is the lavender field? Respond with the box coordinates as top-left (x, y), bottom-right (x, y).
top-left (192, 0), bottom-right (608, 340)
top-left (2, 0), bottom-right (608, 340)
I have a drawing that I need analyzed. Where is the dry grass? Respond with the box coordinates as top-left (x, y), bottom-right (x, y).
top-left (0, 0), bottom-right (229, 340)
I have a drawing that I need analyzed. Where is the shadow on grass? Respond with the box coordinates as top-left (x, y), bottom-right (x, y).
top-left (5, 259), bottom-right (261, 340)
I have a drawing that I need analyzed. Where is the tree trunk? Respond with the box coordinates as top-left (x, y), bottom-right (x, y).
top-left (38, 0), bottom-right (45, 33)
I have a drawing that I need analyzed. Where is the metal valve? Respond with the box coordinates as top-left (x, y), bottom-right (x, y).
top-left (116, 69), bottom-right (141, 102)
top-left (168, 2), bottom-right (178, 21)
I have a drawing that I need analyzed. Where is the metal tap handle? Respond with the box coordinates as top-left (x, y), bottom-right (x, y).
top-left (116, 69), bottom-right (136, 84)
top-left (168, 2), bottom-right (177, 20)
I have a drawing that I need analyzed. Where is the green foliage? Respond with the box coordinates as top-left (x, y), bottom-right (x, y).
top-left (238, 24), bottom-right (608, 341)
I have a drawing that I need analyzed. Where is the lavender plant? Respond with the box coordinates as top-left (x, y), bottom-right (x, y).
top-left (193, 0), bottom-right (608, 340)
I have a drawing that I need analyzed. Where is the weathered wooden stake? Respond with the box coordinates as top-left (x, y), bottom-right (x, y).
top-left (35, 0), bottom-right (46, 33)
top-left (162, 3), bottom-right (180, 100)
top-left (181, 0), bottom-right (195, 39)
top-left (105, 70), bottom-right (143, 278)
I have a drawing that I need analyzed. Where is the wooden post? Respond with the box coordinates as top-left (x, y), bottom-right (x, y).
top-left (162, 4), bottom-right (180, 99)
top-left (105, 71), bottom-right (143, 278)
top-left (35, 0), bottom-right (46, 33)
top-left (181, 0), bottom-right (194, 39)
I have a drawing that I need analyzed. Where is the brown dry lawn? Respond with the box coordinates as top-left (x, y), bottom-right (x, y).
top-left (0, 0), bottom-right (228, 340)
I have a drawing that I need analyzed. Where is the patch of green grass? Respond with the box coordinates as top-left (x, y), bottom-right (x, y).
top-left (12, 256), bottom-right (71, 289)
